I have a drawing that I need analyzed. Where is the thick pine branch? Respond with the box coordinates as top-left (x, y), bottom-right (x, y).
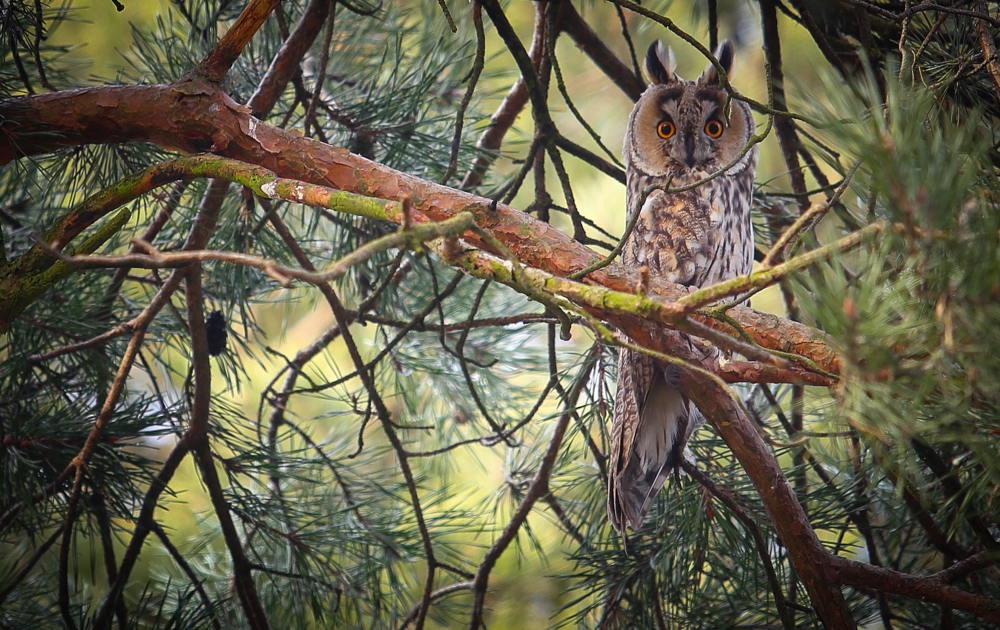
top-left (0, 83), bottom-right (838, 375)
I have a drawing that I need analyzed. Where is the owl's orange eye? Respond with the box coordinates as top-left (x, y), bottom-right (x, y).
top-left (656, 120), bottom-right (676, 139)
top-left (705, 119), bottom-right (724, 138)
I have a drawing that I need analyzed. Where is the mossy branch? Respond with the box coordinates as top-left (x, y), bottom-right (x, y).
top-left (435, 241), bottom-right (825, 379)
top-left (0, 207), bottom-right (132, 333)
top-left (0, 154), bottom-right (399, 333)
top-left (35, 213), bottom-right (476, 289)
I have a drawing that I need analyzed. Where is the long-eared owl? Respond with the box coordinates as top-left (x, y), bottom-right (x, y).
top-left (608, 39), bottom-right (757, 534)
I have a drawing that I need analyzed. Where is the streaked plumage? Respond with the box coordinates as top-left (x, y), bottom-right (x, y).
top-left (608, 39), bottom-right (758, 534)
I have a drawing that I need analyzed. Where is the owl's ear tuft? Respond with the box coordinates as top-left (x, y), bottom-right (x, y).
top-left (697, 40), bottom-right (736, 87)
top-left (644, 40), bottom-right (678, 85)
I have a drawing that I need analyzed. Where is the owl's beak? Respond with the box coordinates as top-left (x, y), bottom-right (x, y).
top-left (683, 133), bottom-right (696, 168)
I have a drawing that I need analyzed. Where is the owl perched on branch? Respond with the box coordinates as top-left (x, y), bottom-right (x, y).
top-left (608, 40), bottom-right (757, 534)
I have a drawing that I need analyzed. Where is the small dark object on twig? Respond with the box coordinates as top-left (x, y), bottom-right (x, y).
top-left (205, 310), bottom-right (228, 356)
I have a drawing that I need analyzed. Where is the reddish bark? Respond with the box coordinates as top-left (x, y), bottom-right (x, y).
top-left (248, 0), bottom-right (331, 117)
top-left (196, 0), bottom-right (284, 82)
top-left (0, 83), bottom-right (839, 376)
top-left (828, 555), bottom-right (1000, 623)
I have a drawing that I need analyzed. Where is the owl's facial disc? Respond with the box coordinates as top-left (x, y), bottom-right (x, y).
top-left (628, 80), bottom-right (751, 178)
top-left (655, 96), bottom-right (724, 171)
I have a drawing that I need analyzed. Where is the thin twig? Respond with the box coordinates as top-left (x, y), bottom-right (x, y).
top-left (975, 0), bottom-right (1000, 102)
top-left (0, 527), bottom-right (62, 607)
top-left (846, 0), bottom-right (1000, 29)
top-left (460, 0), bottom-right (549, 189)
top-left (441, 2), bottom-right (486, 185)
top-left (303, 1), bottom-right (336, 139)
top-left (91, 179), bottom-right (231, 628)
top-left (186, 262), bottom-right (270, 629)
top-left (761, 159), bottom-right (862, 268)
top-left (320, 280), bottom-right (438, 630)
top-left (559, 2), bottom-right (644, 101)
top-left (152, 523), bottom-right (223, 630)
top-left (614, 5), bottom-right (641, 81)
top-left (548, 30), bottom-right (623, 169)
top-left (195, 0), bottom-right (283, 82)
top-left (678, 221), bottom-right (884, 316)
top-left (607, 0), bottom-right (812, 122)
top-left (467, 345), bottom-right (598, 630)
top-left (247, 0), bottom-right (331, 118)
top-left (44, 213), bottom-right (476, 288)
top-left (568, 182), bottom-right (659, 281)
top-left (398, 582), bottom-right (474, 630)
top-left (759, 0), bottom-right (809, 211)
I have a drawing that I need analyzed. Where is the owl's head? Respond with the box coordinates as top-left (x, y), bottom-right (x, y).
top-left (624, 40), bottom-right (754, 178)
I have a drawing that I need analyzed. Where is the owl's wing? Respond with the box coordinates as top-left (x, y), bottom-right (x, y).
top-left (608, 347), bottom-right (689, 534)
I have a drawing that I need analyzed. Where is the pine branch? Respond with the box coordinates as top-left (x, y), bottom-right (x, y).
top-left (678, 221), bottom-right (883, 316)
top-left (151, 523), bottom-right (223, 630)
top-left (559, 2), bottom-right (644, 102)
top-left (194, 0), bottom-right (283, 82)
top-left (460, 1), bottom-right (548, 189)
top-left (91, 179), bottom-right (230, 629)
top-left (9, 5), bottom-right (1000, 626)
top-left (829, 555), bottom-right (1000, 622)
top-left (847, 0), bottom-right (1000, 29)
top-left (248, 0), bottom-right (331, 118)
top-left (683, 461), bottom-right (795, 630)
top-left (46, 212), bottom-right (476, 287)
top-left (0, 527), bottom-right (62, 607)
top-left (0, 83), bottom-right (838, 376)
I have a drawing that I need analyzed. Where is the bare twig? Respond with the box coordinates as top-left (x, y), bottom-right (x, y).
top-left (759, 0), bottom-right (809, 211)
top-left (829, 555), bottom-right (1000, 622)
top-left (441, 2), bottom-right (486, 186)
top-left (152, 523), bottom-right (223, 630)
top-left (460, 1), bottom-right (549, 189)
top-left (678, 221), bottom-right (883, 316)
top-left (0, 527), bottom-right (62, 607)
top-left (847, 0), bottom-right (1000, 29)
top-left (398, 582), bottom-right (474, 630)
top-left (761, 159), bottom-right (862, 268)
top-left (560, 2), bottom-right (644, 102)
top-left (317, 278), bottom-right (438, 630)
top-left (932, 551), bottom-right (1000, 584)
top-left (92, 489), bottom-right (128, 629)
top-left (195, 0), bottom-right (283, 82)
top-left (248, 0), bottom-right (331, 118)
top-left (93, 436), bottom-right (196, 628)
top-left (186, 263), bottom-right (269, 629)
top-left (91, 179), bottom-right (231, 629)
top-left (48, 212), bottom-right (476, 287)
top-left (302, 1), bottom-right (336, 139)
top-left (975, 0), bottom-right (1000, 103)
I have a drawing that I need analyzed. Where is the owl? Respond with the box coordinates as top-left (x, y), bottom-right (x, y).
top-left (608, 39), bottom-right (757, 534)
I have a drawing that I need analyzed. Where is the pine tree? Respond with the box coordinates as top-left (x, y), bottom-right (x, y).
top-left (2, 0), bottom-right (1000, 628)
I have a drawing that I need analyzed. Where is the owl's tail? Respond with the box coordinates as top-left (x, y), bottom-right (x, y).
top-left (608, 372), bottom-right (690, 534)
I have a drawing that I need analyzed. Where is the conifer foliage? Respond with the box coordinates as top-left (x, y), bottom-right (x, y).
top-left (2, 0), bottom-right (1000, 628)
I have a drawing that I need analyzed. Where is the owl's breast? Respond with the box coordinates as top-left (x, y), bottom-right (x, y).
top-left (624, 181), bottom-right (753, 287)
